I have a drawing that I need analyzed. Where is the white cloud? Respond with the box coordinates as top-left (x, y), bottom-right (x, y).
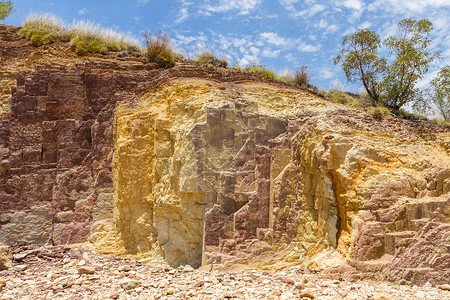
top-left (202, 0), bottom-right (262, 15)
top-left (134, 17), bottom-right (142, 24)
top-left (284, 53), bottom-right (297, 63)
top-left (137, 0), bottom-right (149, 7)
top-left (336, 0), bottom-right (365, 20)
top-left (368, 0), bottom-right (450, 13)
top-left (239, 53), bottom-right (260, 66)
top-left (297, 42), bottom-right (321, 52)
top-left (78, 8), bottom-right (88, 15)
top-left (176, 7), bottom-right (190, 23)
top-left (317, 19), bottom-right (338, 34)
top-left (280, 1), bottom-right (326, 18)
top-left (341, 0), bottom-right (363, 11)
top-left (319, 67), bottom-right (335, 80)
top-left (293, 4), bottom-right (326, 17)
top-left (262, 49), bottom-right (280, 58)
top-left (260, 32), bottom-right (288, 46)
top-left (358, 21), bottom-right (372, 29)
top-left (249, 46), bottom-right (260, 55)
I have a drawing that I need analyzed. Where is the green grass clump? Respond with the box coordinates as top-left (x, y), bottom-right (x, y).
top-left (18, 13), bottom-right (141, 55)
top-left (142, 31), bottom-right (170, 62)
top-left (294, 66), bottom-right (311, 87)
top-left (245, 65), bottom-right (278, 80)
top-left (278, 71), bottom-right (296, 85)
top-left (142, 30), bottom-right (177, 68)
top-left (396, 109), bottom-right (428, 121)
top-left (155, 48), bottom-right (176, 68)
top-left (368, 106), bottom-right (391, 120)
top-left (325, 90), bottom-right (363, 107)
top-left (70, 33), bottom-right (107, 55)
top-left (197, 52), bottom-right (227, 68)
top-left (431, 119), bottom-right (450, 126)
top-left (18, 13), bottom-right (70, 46)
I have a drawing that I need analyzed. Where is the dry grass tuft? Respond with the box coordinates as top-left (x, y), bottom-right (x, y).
top-left (18, 13), bottom-right (141, 54)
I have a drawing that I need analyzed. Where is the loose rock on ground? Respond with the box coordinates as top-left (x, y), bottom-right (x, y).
top-left (0, 245), bottom-right (449, 299)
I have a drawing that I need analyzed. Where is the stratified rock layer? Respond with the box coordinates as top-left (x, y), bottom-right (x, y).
top-left (0, 24), bottom-right (449, 284)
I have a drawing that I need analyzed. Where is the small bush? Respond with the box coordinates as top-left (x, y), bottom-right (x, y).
top-left (197, 52), bottom-right (227, 68)
top-left (294, 66), bottom-right (311, 86)
top-left (71, 33), bottom-right (107, 55)
top-left (368, 106), bottom-right (391, 120)
top-left (143, 30), bottom-right (171, 63)
top-left (245, 65), bottom-right (278, 80)
top-left (326, 90), bottom-right (363, 107)
top-left (156, 48), bottom-right (176, 68)
top-left (70, 20), bottom-right (140, 52)
top-left (18, 13), bottom-right (70, 46)
top-left (431, 119), bottom-right (450, 127)
top-left (396, 109), bottom-right (428, 121)
top-left (278, 70), bottom-right (296, 85)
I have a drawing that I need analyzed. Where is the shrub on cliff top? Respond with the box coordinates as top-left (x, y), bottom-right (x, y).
top-left (325, 90), bottom-right (363, 108)
top-left (18, 13), bottom-right (70, 46)
top-left (294, 66), bottom-right (311, 87)
top-left (278, 70), bottom-right (296, 85)
top-left (143, 31), bottom-right (171, 61)
top-left (197, 52), bottom-right (228, 68)
top-left (71, 20), bottom-right (140, 52)
top-left (155, 48), bottom-right (176, 69)
top-left (368, 106), bottom-right (391, 120)
top-left (70, 33), bottom-right (107, 55)
top-left (245, 65), bottom-right (278, 80)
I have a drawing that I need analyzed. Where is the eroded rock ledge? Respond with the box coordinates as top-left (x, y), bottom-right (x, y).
top-left (0, 24), bottom-right (449, 285)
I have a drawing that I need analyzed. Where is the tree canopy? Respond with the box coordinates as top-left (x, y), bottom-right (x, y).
top-left (428, 65), bottom-right (450, 121)
top-left (334, 18), bottom-right (441, 112)
top-left (0, 1), bottom-right (15, 21)
top-left (333, 29), bottom-right (385, 105)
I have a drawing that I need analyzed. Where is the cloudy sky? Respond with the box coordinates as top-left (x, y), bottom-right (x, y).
top-left (5, 0), bottom-right (450, 91)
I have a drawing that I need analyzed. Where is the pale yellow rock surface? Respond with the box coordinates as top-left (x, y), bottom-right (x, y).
top-left (89, 79), bottom-right (449, 275)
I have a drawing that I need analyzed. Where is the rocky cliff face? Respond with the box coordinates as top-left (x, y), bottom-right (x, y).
top-left (1, 24), bottom-right (449, 284)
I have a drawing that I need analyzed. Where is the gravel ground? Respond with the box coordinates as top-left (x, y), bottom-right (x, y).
top-left (0, 245), bottom-right (449, 300)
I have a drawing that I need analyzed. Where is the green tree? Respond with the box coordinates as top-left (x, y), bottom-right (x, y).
top-left (333, 29), bottom-right (386, 105)
top-left (0, 1), bottom-right (15, 21)
top-left (381, 18), bottom-right (440, 111)
top-left (429, 65), bottom-right (449, 121)
top-left (335, 18), bottom-right (441, 112)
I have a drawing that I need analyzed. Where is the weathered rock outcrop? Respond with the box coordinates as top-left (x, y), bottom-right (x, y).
top-left (0, 24), bottom-right (449, 285)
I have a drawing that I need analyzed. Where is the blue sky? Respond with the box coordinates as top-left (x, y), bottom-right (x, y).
top-left (5, 0), bottom-right (450, 92)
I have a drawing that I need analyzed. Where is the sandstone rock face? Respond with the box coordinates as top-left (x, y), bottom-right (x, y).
top-left (0, 25), bottom-right (449, 284)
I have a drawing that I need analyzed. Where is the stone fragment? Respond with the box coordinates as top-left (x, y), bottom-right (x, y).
top-left (166, 288), bottom-right (174, 295)
top-left (120, 279), bottom-right (140, 290)
top-left (438, 284), bottom-right (450, 291)
top-left (193, 280), bottom-right (204, 288)
top-left (13, 253), bottom-right (28, 261)
top-left (77, 266), bottom-right (95, 274)
top-left (14, 264), bottom-right (28, 271)
top-left (0, 245), bottom-right (12, 270)
top-left (374, 293), bottom-right (392, 300)
top-left (300, 290), bottom-right (315, 299)
top-left (118, 264), bottom-right (131, 272)
top-left (182, 265), bottom-right (195, 272)
top-left (282, 278), bottom-right (295, 285)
